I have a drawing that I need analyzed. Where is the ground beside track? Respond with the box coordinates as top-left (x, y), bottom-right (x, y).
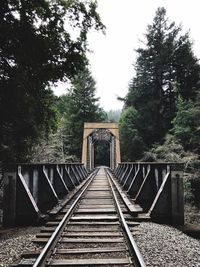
top-left (0, 222), bottom-right (200, 267)
top-left (134, 222), bottom-right (200, 267)
top-left (0, 226), bottom-right (42, 267)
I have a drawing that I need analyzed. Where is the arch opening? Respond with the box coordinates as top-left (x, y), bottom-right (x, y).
top-left (82, 123), bottom-right (121, 171)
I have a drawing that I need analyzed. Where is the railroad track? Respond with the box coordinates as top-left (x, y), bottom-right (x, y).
top-left (16, 167), bottom-right (146, 267)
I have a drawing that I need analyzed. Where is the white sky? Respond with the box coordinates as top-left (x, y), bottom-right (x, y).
top-left (54, 0), bottom-right (200, 111)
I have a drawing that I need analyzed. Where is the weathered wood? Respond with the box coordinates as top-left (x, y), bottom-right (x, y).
top-left (10, 166), bottom-right (149, 267)
top-left (126, 222), bottom-right (140, 226)
top-left (65, 227), bottom-right (120, 232)
top-left (68, 221), bottom-right (119, 225)
top-left (71, 215), bottom-right (118, 221)
top-left (62, 232), bottom-right (122, 237)
top-left (21, 250), bottom-right (41, 258)
top-left (13, 258), bottom-right (36, 266)
top-left (32, 238), bottom-right (49, 243)
top-left (82, 196), bottom-right (112, 199)
top-left (55, 247), bottom-right (126, 254)
top-left (75, 208), bottom-right (116, 213)
top-left (125, 213), bottom-right (151, 221)
top-left (46, 222), bottom-right (59, 226)
top-left (78, 204), bottom-right (114, 208)
top-left (48, 216), bottom-right (63, 221)
top-left (85, 192), bottom-right (111, 195)
top-left (109, 172), bottom-right (143, 214)
top-left (87, 189), bottom-right (110, 192)
top-left (36, 233), bottom-right (52, 238)
top-left (41, 227), bottom-right (56, 232)
top-left (48, 258), bottom-right (130, 265)
top-left (79, 201), bottom-right (114, 205)
top-left (61, 237), bottom-right (124, 243)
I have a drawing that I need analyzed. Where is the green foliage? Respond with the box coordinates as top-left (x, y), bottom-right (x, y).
top-left (119, 107), bottom-right (145, 161)
top-left (55, 94), bottom-right (70, 116)
top-left (140, 151), bottom-right (157, 162)
top-left (151, 134), bottom-right (185, 162)
top-left (63, 67), bottom-right (106, 159)
top-left (31, 118), bottom-right (75, 163)
top-left (184, 178), bottom-right (195, 204)
top-left (183, 159), bottom-right (200, 206)
top-left (171, 96), bottom-right (200, 152)
top-left (191, 176), bottom-right (200, 205)
top-left (124, 7), bottom-right (200, 150)
top-left (0, 88), bottom-right (59, 162)
top-left (0, 0), bottom-right (104, 162)
top-left (94, 141), bottom-right (110, 167)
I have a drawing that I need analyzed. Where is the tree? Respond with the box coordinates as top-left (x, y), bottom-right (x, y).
top-left (56, 94), bottom-right (70, 116)
top-left (119, 107), bottom-right (145, 161)
top-left (171, 96), bottom-right (200, 152)
top-left (125, 7), bottom-right (200, 147)
top-left (63, 67), bottom-right (106, 159)
top-left (31, 117), bottom-right (76, 163)
top-left (0, 0), bottom-right (104, 162)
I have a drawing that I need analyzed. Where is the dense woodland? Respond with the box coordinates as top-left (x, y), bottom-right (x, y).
top-left (120, 8), bottom-right (200, 162)
top-left (119, 8), bottom-right (200, 208)
top-left (0, 3), bottom-right (199, 207)
top-left (0, 0), bottom-right (105, 162)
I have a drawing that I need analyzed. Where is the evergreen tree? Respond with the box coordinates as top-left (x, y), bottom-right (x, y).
top-left (125, 7), bottom-right (200, 148)
top-left (171, 96), bottom-right (200, 152)
top-left (56, 94), bottom-right (70, 116)
top-left (0, 0), bottom-right (104, 162)
top-left (119, 107), bottom-right (145, 161)
top-left (63, 67), bottom-right (106, 159)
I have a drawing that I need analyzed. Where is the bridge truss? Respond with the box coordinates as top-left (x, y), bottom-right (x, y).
top-left (81, 123), bottom-right (121, 171)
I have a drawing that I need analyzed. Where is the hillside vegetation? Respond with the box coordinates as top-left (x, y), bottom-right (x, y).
top-left (119, 8), bottom-right (200, 215)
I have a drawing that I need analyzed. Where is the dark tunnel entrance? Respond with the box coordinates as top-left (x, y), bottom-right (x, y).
top-left (94, 140), bottom-right (110, 167)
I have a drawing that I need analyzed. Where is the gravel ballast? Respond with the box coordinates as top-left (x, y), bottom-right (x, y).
top-left (0, 226), bottom-right (42, 267)
top-left (0, 223), bottom-right (200, 266)
top-left (134, 222), bottom-right (200, 267)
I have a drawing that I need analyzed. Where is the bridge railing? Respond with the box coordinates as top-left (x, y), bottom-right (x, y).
top-left (2, 163), bottom-right (88, 226)
top-left (114, 162), bottom-right (184, 225)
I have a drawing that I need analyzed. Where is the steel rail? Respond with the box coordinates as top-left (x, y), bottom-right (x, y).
top-left (33, 169), bottom-right (98, 267)
top-left (106, 169), bottom-right (146, 267)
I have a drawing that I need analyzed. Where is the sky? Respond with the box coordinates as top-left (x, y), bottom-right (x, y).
top-left (54, 0), bottom-right (200, 111)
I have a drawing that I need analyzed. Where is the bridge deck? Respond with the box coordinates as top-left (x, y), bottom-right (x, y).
top-left (16, 166), bottom-right (146, 266)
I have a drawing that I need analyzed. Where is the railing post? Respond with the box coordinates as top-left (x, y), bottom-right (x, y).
top-left (170, 163), bottom-right (184, 225)
top-left (3, 166), bottom-right (17, 226)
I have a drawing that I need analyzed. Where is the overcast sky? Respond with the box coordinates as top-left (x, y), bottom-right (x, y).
top-left (55, 0), bottom-right (200, 111)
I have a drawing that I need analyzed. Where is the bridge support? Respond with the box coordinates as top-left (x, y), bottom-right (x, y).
top-left (2, 163), bottom-right (88, 226)
top-left (114, 162), bottom-right (184, 225)
top-left (171, 165), bottom-right (184, 225)
top-left (82, 123), bottom-right (121, 171)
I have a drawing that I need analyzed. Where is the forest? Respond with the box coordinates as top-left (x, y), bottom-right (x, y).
top-left (0, 2), bottom-right (199, 214)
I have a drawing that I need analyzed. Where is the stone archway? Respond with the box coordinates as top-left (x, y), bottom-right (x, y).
top-left (82, 123), bottom-right (121, 171)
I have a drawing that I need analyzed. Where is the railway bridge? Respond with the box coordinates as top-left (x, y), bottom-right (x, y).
top-left (1, 122), bottom-right (184, 266)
